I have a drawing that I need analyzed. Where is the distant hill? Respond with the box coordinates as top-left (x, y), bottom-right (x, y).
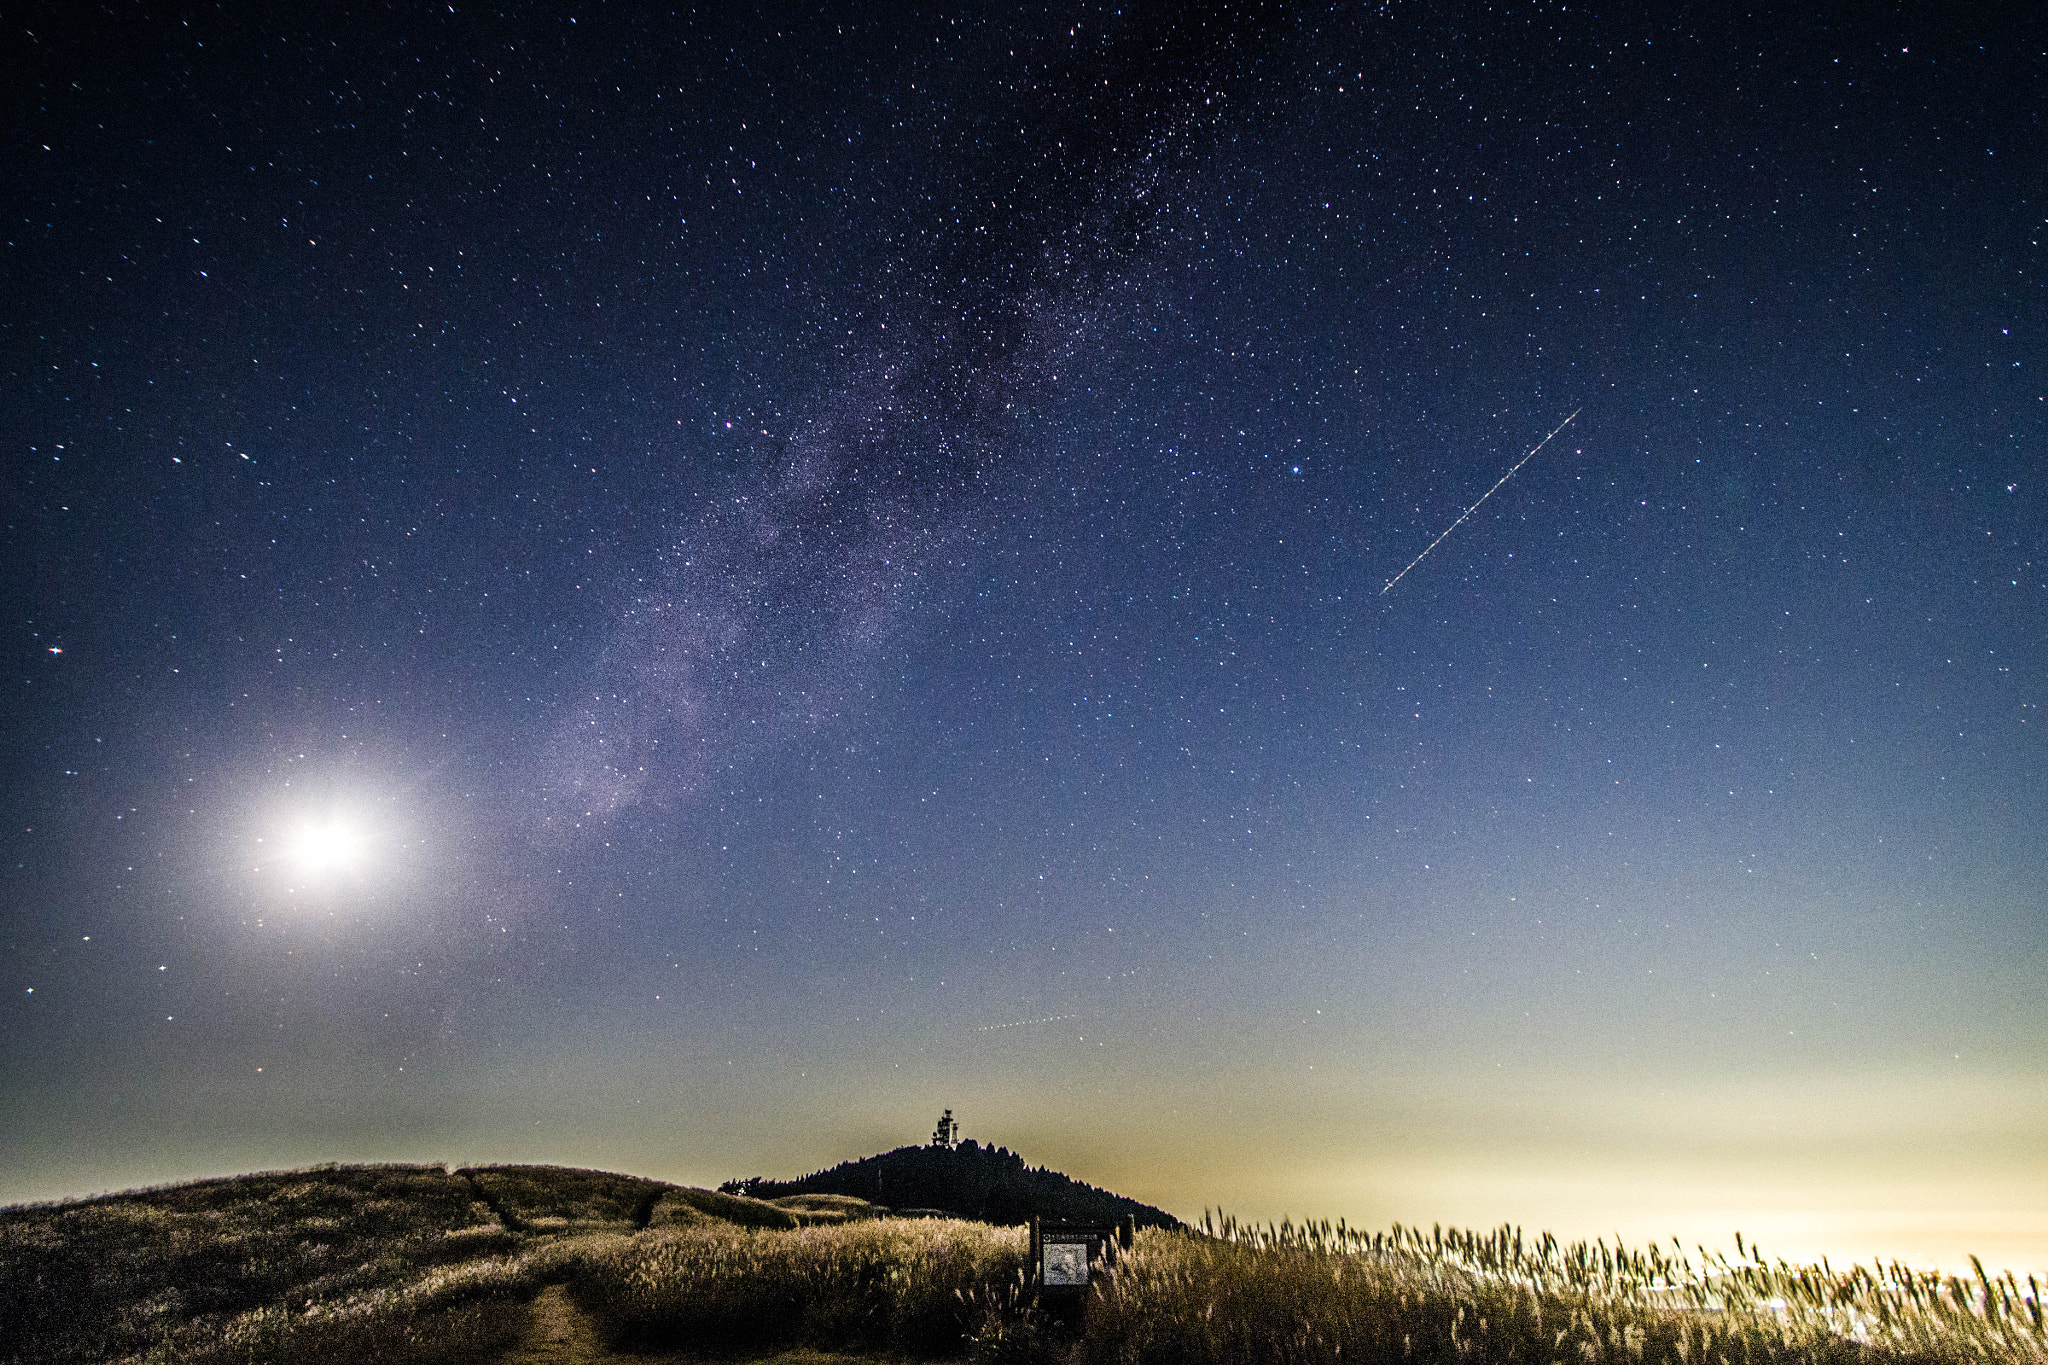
top-left (724, 1140), bottom-right (1182, 1230)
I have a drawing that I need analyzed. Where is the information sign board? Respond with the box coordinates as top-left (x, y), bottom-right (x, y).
top-left (1030, 1219), bottom-right (1130, 1297)
top-left (1041, 1234), bottom-right (1091, 1286)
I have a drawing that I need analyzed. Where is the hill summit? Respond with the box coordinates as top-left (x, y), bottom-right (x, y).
top-left (723, 1128), bottom-right (1180, 1230)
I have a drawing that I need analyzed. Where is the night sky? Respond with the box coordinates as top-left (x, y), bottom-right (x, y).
top-left (5, 3), bottom-right (2044, 1272)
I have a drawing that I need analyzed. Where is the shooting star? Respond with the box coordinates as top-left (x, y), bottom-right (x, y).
top-left (1381, 409), bottom-right (1581, 596)
top-left (975, 1012), bottom-right (1078, 1033)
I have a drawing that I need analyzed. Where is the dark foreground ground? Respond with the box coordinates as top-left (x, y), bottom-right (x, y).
top-left (504, 1283), bottom-right (929, 1365)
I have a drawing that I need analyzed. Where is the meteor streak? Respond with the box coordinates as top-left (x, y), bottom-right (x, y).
top-left (975, 1012), bottom-right (1078, 1032)
top-left (1381, 409), bottom-right (1581, 595)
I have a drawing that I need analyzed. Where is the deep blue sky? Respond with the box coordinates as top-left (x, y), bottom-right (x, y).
top-left (5, 2), bottom-right (2043, 1269)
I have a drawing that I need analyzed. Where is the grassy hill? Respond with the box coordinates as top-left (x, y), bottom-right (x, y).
top-left (0, 1161), bottom-right (810, 1365)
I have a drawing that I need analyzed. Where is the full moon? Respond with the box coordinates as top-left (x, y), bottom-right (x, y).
top-left (288, 819), bottom-right (365, 874)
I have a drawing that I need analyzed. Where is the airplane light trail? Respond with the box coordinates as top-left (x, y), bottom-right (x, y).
top-left (1381, 409), bottom-right (1581, 595)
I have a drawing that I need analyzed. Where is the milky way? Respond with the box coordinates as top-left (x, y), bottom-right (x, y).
top-left (545, 5), bottom-right (1292, 818)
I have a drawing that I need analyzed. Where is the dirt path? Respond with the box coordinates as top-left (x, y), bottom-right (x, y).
top-left (501, 1285), bottom-right (609, 1365)
top-left (496, 1285), bottom-right (941, 1365)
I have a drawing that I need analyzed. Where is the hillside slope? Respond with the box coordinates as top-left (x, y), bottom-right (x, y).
top-left (0, 1162), bottom-right (795, 1365)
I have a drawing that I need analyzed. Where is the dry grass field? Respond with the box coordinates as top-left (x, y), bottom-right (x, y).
top-left (3, 1164), bottom-right (2042, 1364)
top-left (0, 1163), bottom-right (815, 1365)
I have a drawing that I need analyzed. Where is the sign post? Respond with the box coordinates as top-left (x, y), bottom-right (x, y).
top-left (1028, 1217), bottom-right (1135, 1324)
